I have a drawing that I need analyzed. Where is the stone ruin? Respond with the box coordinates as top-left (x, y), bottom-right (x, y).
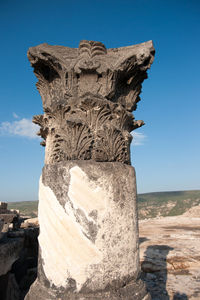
top-left (0, 202), bottom-right (20, 235)
top-left (26, 40), bottom-right (155, 299)
top-left (0, 203), bottom-right (39, 300)
top-left (0, 202), bottom-right (8, 211)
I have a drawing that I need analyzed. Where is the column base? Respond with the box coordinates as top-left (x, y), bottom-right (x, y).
top-left (25, 278), bottom-right (150, 300)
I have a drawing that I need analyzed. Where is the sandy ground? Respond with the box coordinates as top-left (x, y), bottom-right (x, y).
top-left (139, 215), bottom-right (200, 300)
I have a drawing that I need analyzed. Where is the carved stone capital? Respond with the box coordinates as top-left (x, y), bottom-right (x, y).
top-left (28, 40), bottom-right (155, 164)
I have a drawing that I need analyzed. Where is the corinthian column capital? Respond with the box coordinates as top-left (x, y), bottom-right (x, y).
top-left (28, 40), bottom-right (155, 165)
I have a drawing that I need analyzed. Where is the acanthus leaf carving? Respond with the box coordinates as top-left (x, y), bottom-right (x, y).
top-left (50, 121), bottom-right (93, 163)
top-left (93, 126), bottom-right (130, 164)
top-left (28, 40), bottom-right (155, 164)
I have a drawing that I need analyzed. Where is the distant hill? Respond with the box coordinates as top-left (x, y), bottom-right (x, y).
top-left (138, 190), bottom-right (200, 219)
top-left (8, 201), bottom-right (38, 217)
top-left (7, 190), bottom-right (200, 219)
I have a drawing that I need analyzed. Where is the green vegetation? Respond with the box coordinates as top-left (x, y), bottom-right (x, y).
top-left (7, 190), bottom-right (200, 219)
top-left (8, 201), bottom-right (38, 217)
top-left (138, 190), bottom-right (200, 219)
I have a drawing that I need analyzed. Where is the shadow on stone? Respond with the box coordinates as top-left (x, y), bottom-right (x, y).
top-left (141, 244), bottom-right (186, 300)
top-left (173, 292), bottom-right (188, 300)
top-left (139, 237), bottom-right (149, 244)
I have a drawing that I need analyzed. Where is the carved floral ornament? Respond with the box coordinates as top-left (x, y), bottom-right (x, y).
top-left (28, 40), bottom-right (155, 164)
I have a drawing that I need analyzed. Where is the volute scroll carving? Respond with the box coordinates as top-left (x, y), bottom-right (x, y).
top-left (28, 40), bottom-right (155, 164)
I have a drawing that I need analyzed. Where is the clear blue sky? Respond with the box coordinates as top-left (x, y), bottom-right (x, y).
top-left (0, 0), bottom-right (199, 201)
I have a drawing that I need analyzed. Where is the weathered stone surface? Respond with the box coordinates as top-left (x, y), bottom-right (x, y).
top-left (22, 217), bottom-right (39, 228)
top-left (139, 216), bottom-right (200, 299)
top-left (26, 40), bottom-right (154, 300)
top-left (28, 40), bottom-right (154, 164)
top-left (25, 218), bottom-right (38, 226)
top-left (0, 202), bottom-right (8, 214)
top-left (25, 162), bottom-right (150, 299)
top-left (0, 214), bottom-right (18, 225)
top-left (0, 202), bottom-right (20, 235)
top-left (0, 227), bottom-right (38, 299)
top-left (0, 238), bottom-right (24, 276)
top-left (26, 277), bottom-right (150, 300)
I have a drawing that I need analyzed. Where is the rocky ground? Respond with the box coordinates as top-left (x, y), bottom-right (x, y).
top-left (139, 209), bottom-right (200, 300)
top-left (0, 213), bottom-right (39, 300)
top-left (1, 201), bottom-right (200, 300)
